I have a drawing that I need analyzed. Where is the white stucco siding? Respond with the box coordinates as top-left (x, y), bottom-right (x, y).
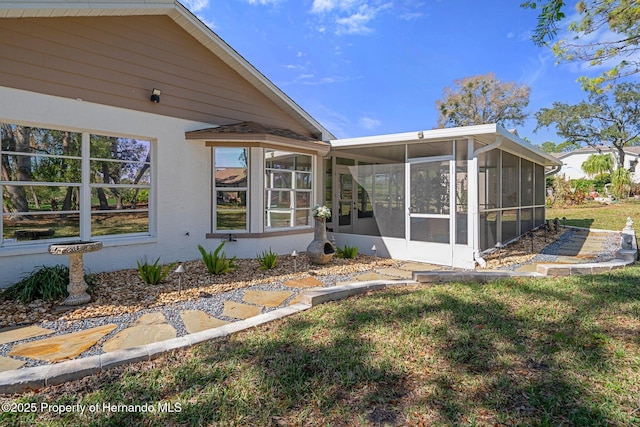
top-left (0, 86), bottom-right (215, 287)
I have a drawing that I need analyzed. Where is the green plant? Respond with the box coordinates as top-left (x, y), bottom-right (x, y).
top-left (136, 257), bottom-right (177, 285)
top-left (0, 264), bottom-right (97, 303)
top-left (198, 242), bottom-right (238, 275)
top-left (336, 244), bottom-right (358, 259)
top-left (257, 248), bottom-right (277, 270)
top-left (611, 167), bottom-right (631, 200)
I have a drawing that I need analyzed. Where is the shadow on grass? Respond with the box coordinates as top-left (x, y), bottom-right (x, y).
top-left (3, 268), bottom-right (640, 426)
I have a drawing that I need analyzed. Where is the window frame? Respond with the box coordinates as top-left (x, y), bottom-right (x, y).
top-left (212, 147), bottom-right (249, 233)
top-left (1, 122), bottom-right (154, 247)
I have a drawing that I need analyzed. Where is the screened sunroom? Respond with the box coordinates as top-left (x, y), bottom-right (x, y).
top-left (326, 124), bottom-right (562, 269)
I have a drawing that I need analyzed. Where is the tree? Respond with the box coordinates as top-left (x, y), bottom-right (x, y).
top-left (535, 82), bottom-right (640, 168)
top-left (539, 140), bottom-right (581, 153)
top-left (435, 72), bottom-right (530, 128)
top-left (523, 0), bottom-right (640, 90)
top-left (581, 153), bottom-right (614, 177)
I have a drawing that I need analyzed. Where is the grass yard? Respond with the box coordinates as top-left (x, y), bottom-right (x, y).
top-left (2, 267), bottom-right (640, 426)
top-left (547, 199), bottom-right (640, 230)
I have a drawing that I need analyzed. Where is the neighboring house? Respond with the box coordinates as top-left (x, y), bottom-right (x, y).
top-left (551, 145), bottom-right (640, 183)
top-left (0, 0), bottom-right (561, 286)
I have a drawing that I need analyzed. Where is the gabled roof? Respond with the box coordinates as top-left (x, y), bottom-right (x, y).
top-left (0, 0), bottom-right (334, 141)
top-left (554, 145), bottom-right (640, 159)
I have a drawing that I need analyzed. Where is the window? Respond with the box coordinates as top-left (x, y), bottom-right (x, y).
top-left (213, 147), bottom-right (248, 231)
top-left (1, 123), bottom-right (153, 245)
top-left (265, 149), bottom-right (312, 229)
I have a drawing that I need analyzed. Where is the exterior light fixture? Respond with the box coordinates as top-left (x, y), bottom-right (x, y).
top-left (174, 263), bottom-right (186, 295)
top-left (150, 88), bottom-right (161, 103)
top-left (291, 250), bottom-right (298, 273)
top-left (371, 244), bottom-right (377, 262)
top-left (417, 131), bottom-right (424, 139)
top-left (495, 242), bottom-right (504, 264)
top-left (562, 216), bottom-right (567, 228)
top-left (528, 232), bottom-right (535, 253)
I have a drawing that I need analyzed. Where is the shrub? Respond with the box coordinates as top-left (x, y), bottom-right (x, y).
top-left (257, 248), bottom-right (277, 270)
top-left (137, 257), bottom-right (177, 285)
top-left (198, 242), bottom-right (238, 275)
top-left (611, 168), bottom-right (631, 199)
top-left (336, 244), bottom-right (358, 259)
top-left (1, 264), bottom-right (97, 303)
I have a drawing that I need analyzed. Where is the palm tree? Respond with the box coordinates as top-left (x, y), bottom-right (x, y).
top-left (581, 153), bottom-right (614, 178)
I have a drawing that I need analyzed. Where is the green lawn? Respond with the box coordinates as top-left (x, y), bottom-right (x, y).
top-left (547, 199), bottom-right (640, 230)
top-left (2, 267), bottom-right (640, 426)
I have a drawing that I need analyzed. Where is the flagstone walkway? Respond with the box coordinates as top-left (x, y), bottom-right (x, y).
top-left (0, 261), bottom-right (445, 374)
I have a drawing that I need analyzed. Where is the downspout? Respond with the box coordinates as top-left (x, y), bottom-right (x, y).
top-left (545, 164), bottom-right (562, 176)
top-left (471, 136), bottom-right (503, 268)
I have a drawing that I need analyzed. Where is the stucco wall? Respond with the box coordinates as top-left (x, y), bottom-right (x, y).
top-left (0, 87), bottom-right (313, 287)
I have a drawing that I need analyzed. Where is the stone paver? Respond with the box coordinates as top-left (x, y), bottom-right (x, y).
top-left (9, 324), bottom-right (117, 363)
top-left (0, 356), bottom-right (26, 373)
top-left (397, 262), bottom-right (439, 271)
top-left (102, 313), bottom-right (176, 353)
top-left (375, 267), bottom-right (414, 279)
top-left (0, 325), bottom-right (55, 345)
top-left (243, 290), bottom-right (293, 307)
top-left (284, 276), bottom-right (324, 288)
top-left (221, 301), bottom-right (262, 319)
top-left (353, 272), bottom-right (396, 281)
top-left (180, 310), bottom-right (229, 334)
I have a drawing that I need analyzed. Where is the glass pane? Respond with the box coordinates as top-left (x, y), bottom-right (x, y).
top-left (480, 212), bottom-right (498, 250)
top-left (410, 161), bottom-right (450, 214)
top-left (324, 158), bottom-right (332, 223)
top-left (90, 135), bottom-right (150, 162)
top-left (408, 140), bottom-right (453, 158)
top-left (216, 190), bottom-right (247, 230)
top-left (502, 151), bottom-right (519, 208)
top-left (336, 157), bottom-right (355, 166)
top-left (502, 209), bottom-right (518, 242)
top-left (479, 150), bottom-right (499, 211)
top-left (266, 211), bottom-right (292, 228)
top-left (295, 191), bottom-right (311, 208)
top-left (90, 160), bottom-right (151, 185)
top-left (1, 125), bottom-right (81, 157)
top-left (372, 163), bottom-right (405, 238)
top-left (3, 213), bottom-right (79, 242)
top-left (3, 184), bottom-right (82, 213)
top-left (535, 164), bottom-right (545, 205)
top-left (521, 159), bottom-right (534, 206)
top-left (456, 213), bottom-right (468, 245)
top-left (295, 155), bottom-right (312, 171)
top-left (295, 172), bottom-right (312, 189)
top-left (338, 201), bottom-right (351, 226)
top-left (214, 147), bottom-right (248, 168)
top-left (90, 187), bottom-right (147, 210)
top-left (295, 209), bottom-right (311, 226)
top-left (339, 173), bottom-right (352, 199)
top-left (410, 217), bottom-right (449, 243)
top-left (266, 190), bottom-right (291, 208)
top-left (265, 149), bottom-right (295, 170)
top-left (521, 208), bottom-right (533, 234)
top-left (215, 168), bottom-right (248, 188)
top-left (91, 211), bottom-right (149, 236)
top-left (265, 170), bottom-right (292, 189)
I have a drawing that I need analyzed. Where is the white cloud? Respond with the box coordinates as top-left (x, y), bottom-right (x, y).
top-left (310, 1), bottom-right (395, 36)
top-left (246, 0), bottom-right (284, 5)
top-left (359, 116), bottom-right (381, 130)
top-left (181, 0), bottom-right (209, 13)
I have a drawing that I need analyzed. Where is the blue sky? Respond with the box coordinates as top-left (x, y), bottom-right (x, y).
top-left (181, 0), bottom-right (616, 146)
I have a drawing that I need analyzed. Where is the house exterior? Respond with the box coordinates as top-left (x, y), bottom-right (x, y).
top-left (551, 145), bottom-right (640, 183)
top-left (0, 0), bottom-right (562, 286)
top-left (0, 0), bottom-right (332, 287)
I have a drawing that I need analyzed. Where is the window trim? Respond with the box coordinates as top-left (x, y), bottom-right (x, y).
top-left (211, 146), bottom-right (249, 233)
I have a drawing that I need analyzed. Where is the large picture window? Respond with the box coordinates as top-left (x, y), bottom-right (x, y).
top-left (213, 147), bottom-right (248, 232)
top-left (1, 123), bottom-right (153, 245)
top-left (265, 149), bottom-right (312, 229)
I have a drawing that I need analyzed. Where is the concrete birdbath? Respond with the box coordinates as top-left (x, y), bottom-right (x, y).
top-left (48, 241), bottom-right (103, 306)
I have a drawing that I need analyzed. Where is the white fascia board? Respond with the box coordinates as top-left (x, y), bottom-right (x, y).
top-left (0, 1), bottom-right (175, 17)
top-left (330, 124), bottom-right (500, 149)
top-left (494, 125), bottom-right (562, 167)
